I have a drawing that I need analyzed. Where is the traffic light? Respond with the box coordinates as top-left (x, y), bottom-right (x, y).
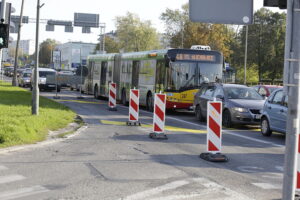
top-left (264, 0), bottom-right (287, 9)
top-left (0, 23), bottom-right (9, 49)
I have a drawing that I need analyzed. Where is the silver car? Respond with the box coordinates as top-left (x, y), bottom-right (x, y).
top-left (193, 83), bottom-right (265, 127)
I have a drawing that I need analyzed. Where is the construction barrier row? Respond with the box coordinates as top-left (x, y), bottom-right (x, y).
top-left (108, 82), bottom-right (227, 161)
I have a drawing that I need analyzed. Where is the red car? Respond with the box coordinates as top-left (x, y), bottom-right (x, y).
top-left (252, 85), bottom-right (283, 97)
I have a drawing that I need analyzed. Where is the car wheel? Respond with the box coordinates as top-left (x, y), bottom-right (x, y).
top-left (222, 109), bottom-right (232, 128)
top-left (121, 89), bottom-right (127, 105)
top-left (94, 86), bottom-right (99, 99)
top-left (146, 93), bottom-right (154, 112)
top-left (261, 117), bottom-right (272, 136)
top-left (195, 105), bottom-right (205, 122)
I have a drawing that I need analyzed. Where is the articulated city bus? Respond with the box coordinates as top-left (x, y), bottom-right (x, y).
top-left (83, 48), bottom-right (224, 110)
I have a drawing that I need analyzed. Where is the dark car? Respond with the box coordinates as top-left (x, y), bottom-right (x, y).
top-left (193, 83), bottom-right (265, 127)
top-left (252, 85), bottom-right (282, 97)
top-left (260, 88), bottom-right (287, 136)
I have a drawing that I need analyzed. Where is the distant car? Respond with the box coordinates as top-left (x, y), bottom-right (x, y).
top-left (4, 67), bottom-right (14, 77)
top-left (252, 85), bottom-right (282, 97)
top-left (18, 71), bottom-right (32, 87)
top-left (193, 83), bottom-right (265, 127)
top-left (260, 88), bottom-right (287, 136)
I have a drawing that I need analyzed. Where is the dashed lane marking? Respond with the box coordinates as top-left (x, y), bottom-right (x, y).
top-left (0, 175), bottom-right (26, 184)
top-left (252, 183), bottom-right (281, 190)
top-left (0, 165), bottom-right (8, 171)
top-left (100, 120), bottom-right (207, 134)
top-left (120, 180), bottom-right (190, 200)
top-left (0, 185), bottom-right (49, 200)
top-left (55, 99), bottom-right (105, 104)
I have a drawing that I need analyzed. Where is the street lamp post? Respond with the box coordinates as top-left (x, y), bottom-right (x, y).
top-left (244, 25), bottom-right (248, 85)
top-left (12, 0), bottom-right (25, 87)
top-left (32, 0), bottom-right (44, 115)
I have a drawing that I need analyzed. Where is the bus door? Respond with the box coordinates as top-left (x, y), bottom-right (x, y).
top-left (87, 61), bottom-right (94, 94)
top-left (131, 61), bottom-right (140, 88)
top-left (100, 62), bottom-right (107, 96)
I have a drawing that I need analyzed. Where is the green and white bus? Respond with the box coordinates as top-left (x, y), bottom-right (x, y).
top-left (83, 48), bottom-right (224, 110)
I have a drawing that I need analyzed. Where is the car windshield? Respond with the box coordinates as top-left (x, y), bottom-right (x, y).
top-left (23, 73), bottom-right (31, 78)
top-left (268, 87), bottom-right (280, 94)
top-left (39, 71), bottom-right (55, 77)
top-left (224, 87), bottom-right (263, 100)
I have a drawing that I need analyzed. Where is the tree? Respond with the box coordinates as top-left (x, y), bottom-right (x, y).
top-left (160, 3), bottom-right (235, 60)
top-left (95, 36), bottom-right (120, 53)
top-left (231, 8), bottom-right (286, 83)
top-left (115, 12), bottom-right (161, 52)
top-left (39, 39), bottom-right (60, 66)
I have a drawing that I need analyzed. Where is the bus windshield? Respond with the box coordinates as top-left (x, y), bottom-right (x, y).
top-left (166, 62), bottom-right (222, 91)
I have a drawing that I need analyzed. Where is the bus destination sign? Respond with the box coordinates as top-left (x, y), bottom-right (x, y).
top-left (176, 54), bottom-right (216, 62)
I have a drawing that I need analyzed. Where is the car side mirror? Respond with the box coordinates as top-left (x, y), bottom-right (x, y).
top-left (216, 94), bottom-right (224, 100)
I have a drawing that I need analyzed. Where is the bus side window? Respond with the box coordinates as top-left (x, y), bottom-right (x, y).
top-left (156, 60), bottom-right (166, 93)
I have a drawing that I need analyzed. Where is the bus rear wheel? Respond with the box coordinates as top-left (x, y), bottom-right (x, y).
top-left (94, 85), bottom-right (99, 99)
top-left (121, 89), bottom-right (127, 106)
top-left (146, 93), bottom-right (154, 112)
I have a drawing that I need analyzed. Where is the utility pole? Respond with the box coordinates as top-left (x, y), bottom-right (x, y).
top-left (12, 0), bottom-right (25, 86)
top-left (282, 0), bottom-right (300, 199)
top-left (244, 25), bottom-right (248, 85)
top-left (32, 0), bottom-right (44, 115)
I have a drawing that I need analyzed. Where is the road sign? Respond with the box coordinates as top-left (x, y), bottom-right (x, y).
top-left (189, 0), bottom-right (253, 25)
top-left (74, 13), bottom-right (99, 27)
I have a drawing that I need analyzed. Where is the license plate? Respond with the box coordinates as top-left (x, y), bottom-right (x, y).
top-left (254, 114), bottom-right (261, 119)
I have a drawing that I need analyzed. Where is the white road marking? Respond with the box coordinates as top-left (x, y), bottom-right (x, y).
top-left (120, 180), bottom-right (190, 200)
top-left (0, 165), bottom-right (8, 171)
top-left (202, 181), bottom-right (254, 200)
top-left (0, 185), bottom-right (49, 200)
top-left (147, 194), bottom-right (210, 200)
top-left (252, 183), bottom-right (281, 190)
top-left (0, 175), bottom-right (26, 184)
top-left (237, 166), bottom-right (264, 173)
top-left (262, 173), bottom-right (283, 179)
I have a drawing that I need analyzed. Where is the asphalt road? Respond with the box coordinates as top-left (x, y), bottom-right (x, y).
top-left (0, 82), bottom-right (286, 200)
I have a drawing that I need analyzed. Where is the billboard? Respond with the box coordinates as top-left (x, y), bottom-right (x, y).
top-left (74, 13), bottom-right (99, 27)
top-left (52, 50), bottom-right (61, 69)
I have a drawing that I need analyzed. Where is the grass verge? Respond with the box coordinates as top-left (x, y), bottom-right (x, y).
top-left (0, 81), bottom-right (76, 148)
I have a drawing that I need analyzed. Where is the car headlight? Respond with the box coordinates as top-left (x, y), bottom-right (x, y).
top-left (233, 107), bottom-right (248, 113)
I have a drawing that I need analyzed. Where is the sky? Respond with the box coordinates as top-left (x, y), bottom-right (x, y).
top-left (7, 0), bottom-right (281, 45)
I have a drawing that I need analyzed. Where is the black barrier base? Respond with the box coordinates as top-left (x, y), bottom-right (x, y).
top-left (200, 153), bottom-right (229, 162)
top-left (149, 132), bottom-right (168, 140)
top-left (108, 107), bottom-right (117, 111)
top-left (296, 194), bottom-right (300, 200)
top-left (126, 121), bottom-right (141, 126)
top-left (77, 96), bottom-right (84, 99)
top-left (53, 96), bottom-right (60, 99)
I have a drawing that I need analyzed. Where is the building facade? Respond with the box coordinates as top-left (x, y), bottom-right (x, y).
top-left (55, 42), bottom-right (97, 71)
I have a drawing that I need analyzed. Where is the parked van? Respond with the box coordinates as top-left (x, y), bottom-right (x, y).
top-left (31, 68), bottom-right (61, 92)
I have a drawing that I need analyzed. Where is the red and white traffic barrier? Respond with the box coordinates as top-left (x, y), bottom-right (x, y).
top-left (297, 134), bottom-right (300, 190)
top-left (127, 89), bottom-right (141, 126)
top-left (149, 93), bottom-right (167, 139)
top-left (200, 101), bottom-right (228, 162)
top-left (108, 82), bottom-right (117, 111)
top-left (207, 102), bottom-right (222, 153)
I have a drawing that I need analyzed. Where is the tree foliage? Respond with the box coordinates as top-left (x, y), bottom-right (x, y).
top-left (95, 36), bottom-right (120, 53)
top-left (160, 4), bottom-right (235, 60)
top-left (39, 39), bottom-right (60, 65)
top-left (231, 8), bottom-right (286, 83)
top-left (115, 12), bottom-right (161, 52)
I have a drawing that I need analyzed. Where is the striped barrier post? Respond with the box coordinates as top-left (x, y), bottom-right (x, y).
top-left (297, 135), bottom-right (300, 191)
top-left (127, 89), bottom-right (141, 126)
top-left (149, 93), bottom-right (167, 140)
top-left (108, 82), bottom-right (117, 111)
top-left (200, 101), bottom-right (228, 162)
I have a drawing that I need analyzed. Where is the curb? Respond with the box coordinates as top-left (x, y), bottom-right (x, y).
top-left (0, 122), bottom-right (88, 155)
